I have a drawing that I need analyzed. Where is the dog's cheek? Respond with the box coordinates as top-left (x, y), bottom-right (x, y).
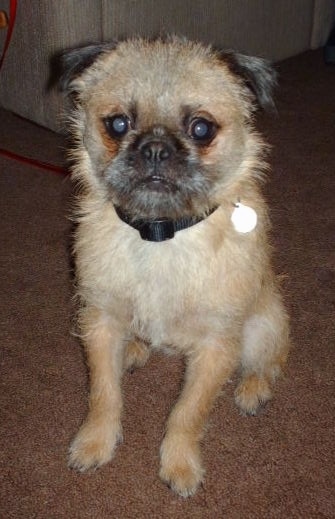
top-left (99, 125), bottom-right (121, 161)
top-left (204, 127), bottom-right (246, 173)
top-left (196, 142), bottom-right (218, 165)
top-left (194, 136), bottom-right (229, 177)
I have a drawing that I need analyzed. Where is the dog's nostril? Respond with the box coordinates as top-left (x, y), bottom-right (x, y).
top-left (158, 147), bottom-right (171, 161)
top-left (141, 142), bottom-right (171, 163)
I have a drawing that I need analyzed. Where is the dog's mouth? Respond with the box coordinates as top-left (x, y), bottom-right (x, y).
top-left (106, 157), bottom-right (213, 221)
top-left (137, 175), bottom-right (177, 193)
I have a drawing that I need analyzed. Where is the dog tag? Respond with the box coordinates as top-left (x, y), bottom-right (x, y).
top-left (231, 202), bottom-right (257, 233)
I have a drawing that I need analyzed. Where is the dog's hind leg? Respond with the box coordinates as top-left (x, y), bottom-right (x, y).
top-left (123, 338), bottom-right (150, 372)
top-left (235, 286), bottom-right (290, 415)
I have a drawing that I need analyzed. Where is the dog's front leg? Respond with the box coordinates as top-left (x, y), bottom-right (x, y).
top-left (160, 340), bottom-right (238, 497)
top-left (69, 307), bottom-right (124, 471)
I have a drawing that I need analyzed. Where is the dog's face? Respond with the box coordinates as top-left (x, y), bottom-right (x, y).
top-left (61, 38), bottom-right (275, 220)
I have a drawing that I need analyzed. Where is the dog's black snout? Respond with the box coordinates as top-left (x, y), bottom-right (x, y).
top-left (140, 141), bottom-right (173, 164)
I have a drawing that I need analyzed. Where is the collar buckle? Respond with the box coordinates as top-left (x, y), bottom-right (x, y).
top-left (139, 219), bottom-right (175, 241)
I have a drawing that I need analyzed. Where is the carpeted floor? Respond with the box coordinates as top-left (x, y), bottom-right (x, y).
top-left (1, 49), bottom-right (334, 518)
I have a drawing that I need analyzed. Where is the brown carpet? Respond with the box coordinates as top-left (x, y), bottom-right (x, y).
top-left (1, 50), bottom-right (334, 518)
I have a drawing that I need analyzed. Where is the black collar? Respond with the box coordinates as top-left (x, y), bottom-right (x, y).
top-left (114, 205), bottom-right (217, 242)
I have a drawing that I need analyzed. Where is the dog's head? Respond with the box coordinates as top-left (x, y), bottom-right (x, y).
top-left (60, 38), bottom-right (276, 220)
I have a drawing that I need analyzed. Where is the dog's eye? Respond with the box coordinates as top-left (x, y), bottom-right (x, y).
top-left (189, 118), bottom-right (216, 142)
top-left (104, 115), bottom-right (130, 138)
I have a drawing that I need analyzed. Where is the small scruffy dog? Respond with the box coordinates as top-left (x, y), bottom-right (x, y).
top-left (60, 37), bottom-right (289, 497)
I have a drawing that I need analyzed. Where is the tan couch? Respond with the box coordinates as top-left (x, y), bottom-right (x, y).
top-left (0, 0), bottom-right (334, 132)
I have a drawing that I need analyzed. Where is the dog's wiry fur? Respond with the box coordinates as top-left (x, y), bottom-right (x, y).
top-left (60, 37), bottom-right (289, 497)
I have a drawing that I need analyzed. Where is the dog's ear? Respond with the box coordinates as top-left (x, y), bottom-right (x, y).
top-left (56, 42), bottom-right (117, 95)
top-left (220, 51), bottom-right (277, 111)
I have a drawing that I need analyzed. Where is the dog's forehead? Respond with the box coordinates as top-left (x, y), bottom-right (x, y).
top-left (86, 42), bottom-right (237, 117)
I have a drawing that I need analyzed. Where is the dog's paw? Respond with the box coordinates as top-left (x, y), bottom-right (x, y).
top-left (159, 435), bottom-right (204, 497)
top-left (235, 374), bottom-right (272, 415)
top-left (123, 339), bottom-right (150, 372)
top-left (68, 419), bottom-right (123, 471)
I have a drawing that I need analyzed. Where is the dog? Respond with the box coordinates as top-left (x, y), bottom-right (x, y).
top-left (60, 37), bottom-right (289, 497)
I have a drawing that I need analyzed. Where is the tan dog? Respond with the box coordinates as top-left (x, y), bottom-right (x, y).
top-left (60, 37), bottom-right (289, 497)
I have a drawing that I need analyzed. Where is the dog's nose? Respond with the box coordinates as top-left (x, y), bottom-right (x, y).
top-left (140, 140), bottom-right (172, 164)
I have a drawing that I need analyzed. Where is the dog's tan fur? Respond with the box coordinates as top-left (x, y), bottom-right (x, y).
top-left (61, 38), bottom-right (290, 497)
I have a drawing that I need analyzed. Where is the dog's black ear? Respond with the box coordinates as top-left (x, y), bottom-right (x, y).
top-left (220, 51), bottom-right (277, 111)
top-left (56, 42), bottom-right (117, 94)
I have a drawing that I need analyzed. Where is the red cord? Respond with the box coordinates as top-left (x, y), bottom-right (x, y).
top-left (0, 147), bottom-right (68, 175)
top-left (0, 1), bottom-right (68, 176)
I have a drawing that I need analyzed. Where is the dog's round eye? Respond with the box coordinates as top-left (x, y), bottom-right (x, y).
top-left (104, 115), bottom-right (130, 138)
top-left (189, 118), bottom-right (215, 141)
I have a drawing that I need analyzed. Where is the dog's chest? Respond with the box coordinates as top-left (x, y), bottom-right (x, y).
top-left (124, 235), bottom-right (222, 347)
top-left (83, 217), bottom-right (251, 348)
